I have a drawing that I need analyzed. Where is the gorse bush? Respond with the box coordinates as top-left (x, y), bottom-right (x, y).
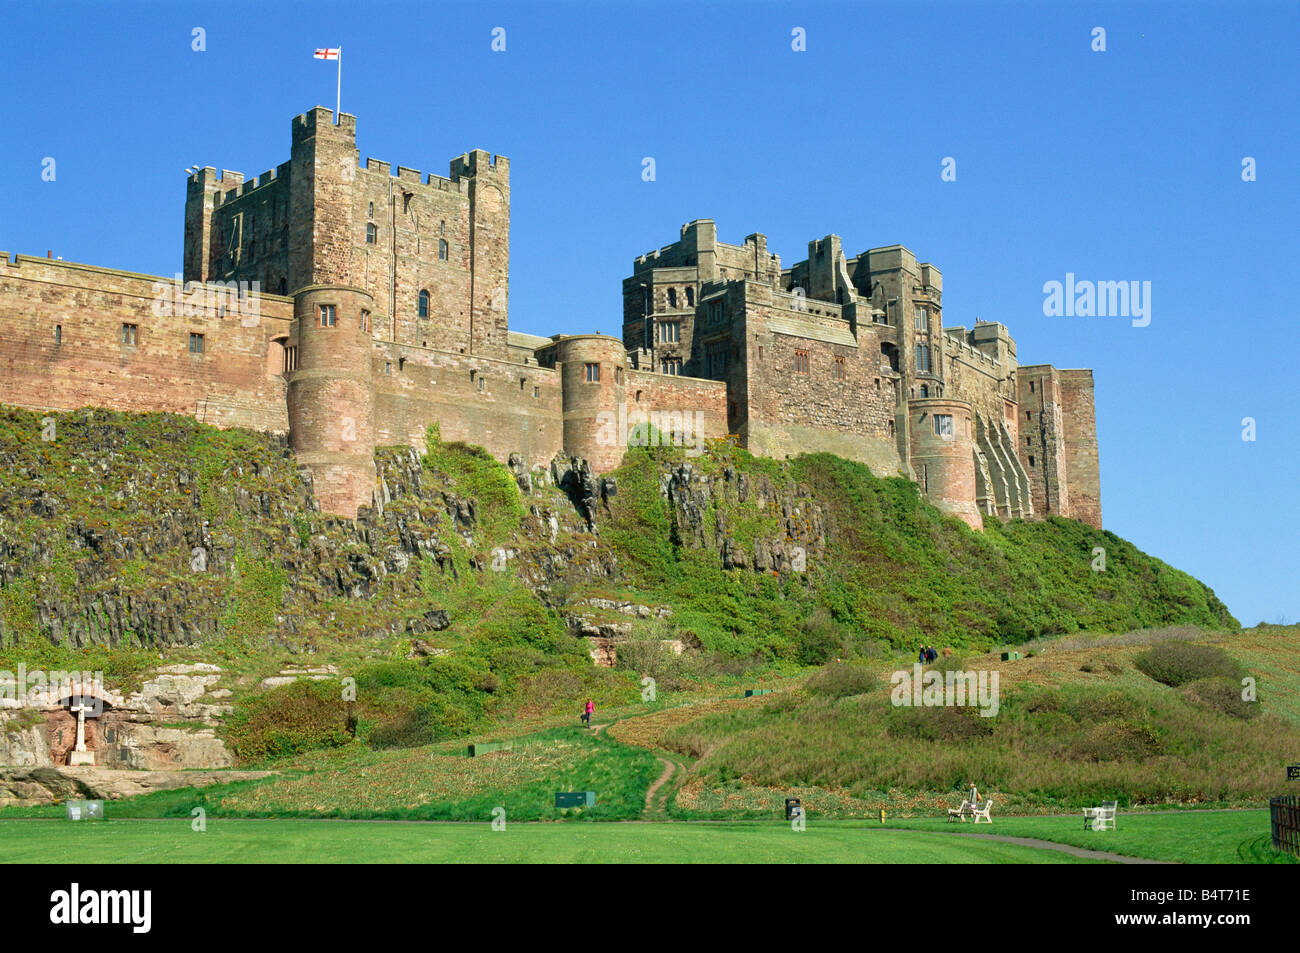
top-left (804, 661), bottom-right (878, 699)
top-left (1182, 676), bottom-right (1259, 720)
top-left (223, 679), bottom-right (353, 763)
top-left (1135, 642), bottom-right (1245, 687)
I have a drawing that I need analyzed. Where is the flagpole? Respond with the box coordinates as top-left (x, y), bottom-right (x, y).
top-left (336, 47), bottom-right (342, 123)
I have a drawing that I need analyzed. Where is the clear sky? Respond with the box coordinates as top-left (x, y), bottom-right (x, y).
top-left (0, 1), bottom-right (1295, 626)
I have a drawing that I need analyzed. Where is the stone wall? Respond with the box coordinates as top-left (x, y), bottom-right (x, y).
top-left (0, 255), bottom-right (293, 433)
top-left (1059, 369), bottom-right (1102, 528)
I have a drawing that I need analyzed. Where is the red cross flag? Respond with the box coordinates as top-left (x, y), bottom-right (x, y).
top-left (313, 47), bottom-right (343, 119)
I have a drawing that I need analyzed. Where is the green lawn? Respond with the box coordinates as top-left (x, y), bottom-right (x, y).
top-left (887, 811), bottom-right (1295, 865)
top-left (0, 818), bottom-right (1096, 864)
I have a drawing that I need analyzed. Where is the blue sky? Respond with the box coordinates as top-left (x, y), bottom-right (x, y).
top-left (1, 1), bottom-right (1295, 625)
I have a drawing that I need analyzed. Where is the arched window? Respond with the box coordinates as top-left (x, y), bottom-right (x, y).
top-left (668, 288), bottom-right (677, 309)
top-left (438, 239), bottom-right (448, 261)
top-left (418, 290), bottom-right (430, 318)
top-left (920, 385), bottom-right (929, 398)
top-left (686, 287), bottom-right (694, 306)
top-left (366, 222), bottom-right (377, 244)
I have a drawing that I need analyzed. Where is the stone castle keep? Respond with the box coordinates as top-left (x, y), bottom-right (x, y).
top-left (0, 107), bottom-right (1100, 530)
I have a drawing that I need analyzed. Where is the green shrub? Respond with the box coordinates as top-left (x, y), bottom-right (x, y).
top-left (804, 661), bottom-right (877, 699)
top-left (886, 704), bottom-right (994, 743)
top-left (223, 680), bottom-right (353, 764)
top-left (1135, 642), bottom-right (1244, 687)
top-left (1183, 677), bottom-right (1258, 720)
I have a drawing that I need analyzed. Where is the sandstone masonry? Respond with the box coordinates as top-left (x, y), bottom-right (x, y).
top-left (0, 107), bottom-right (1100, 530)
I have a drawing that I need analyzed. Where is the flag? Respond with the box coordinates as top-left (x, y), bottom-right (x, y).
top-left (314, 48), bottom-right (340, 60)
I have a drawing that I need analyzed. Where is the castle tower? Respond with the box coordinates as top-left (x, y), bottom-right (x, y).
top-left (547, 335), bottom-right (628, 472)
top-left (289, 107), bottom-right (359, 289)
top-left (450, 150), bottom-right (511, 359)
top-left (908, 397), bottom-right (982, 530)
top-left (287, 284), bottom-right (377, 518)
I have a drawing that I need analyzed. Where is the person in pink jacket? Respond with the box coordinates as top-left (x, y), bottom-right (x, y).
top-left (582, 698), bottom-right (595, 728)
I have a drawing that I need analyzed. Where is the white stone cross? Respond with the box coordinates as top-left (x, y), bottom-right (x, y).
top-left (68, 702), bottom-right (90, 752)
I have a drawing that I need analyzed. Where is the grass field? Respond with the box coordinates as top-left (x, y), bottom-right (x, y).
top-left (0, 818), bottom-right (1095, 864)
top-left (888, 811), bottom-right (1296, 865)
top-left (4, 810), bottom-right (1293, 864)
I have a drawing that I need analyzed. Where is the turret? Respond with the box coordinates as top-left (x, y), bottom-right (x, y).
top-left (287, 284), bottom-right (376, 517)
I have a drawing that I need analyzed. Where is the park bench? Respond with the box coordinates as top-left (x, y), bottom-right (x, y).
top-left (947, 799), bottom-right (973, 822)
top-left (1083, 800), bottom-right (1118, 831)
top-left (971, 799), bottom-right (993, 824)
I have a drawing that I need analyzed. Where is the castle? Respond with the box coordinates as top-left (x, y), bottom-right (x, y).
top-left (0, 107), bottom-right (1100, 530)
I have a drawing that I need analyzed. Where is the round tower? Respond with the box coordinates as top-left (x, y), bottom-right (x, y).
top-left (907, 396), bottom-right (982, 530)
top-left (287, 284), bottom-right (377, 518)
top-left (551, 335), bottom-right (628, 472)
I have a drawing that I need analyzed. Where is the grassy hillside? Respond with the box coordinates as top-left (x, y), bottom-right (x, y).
top-left (0, 406), bottom-right (1240, 768)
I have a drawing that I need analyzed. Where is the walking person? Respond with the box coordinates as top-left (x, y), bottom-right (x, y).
top-left (582, 698), bottom-right (595, 729)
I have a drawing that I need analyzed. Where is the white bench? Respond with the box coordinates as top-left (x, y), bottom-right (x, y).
top-left (971, 799), bottom-right (993, 824)
top-left (1084, 800), bottom-right (1118, 831)
top-left (947, 799), bottom-right (973, 822)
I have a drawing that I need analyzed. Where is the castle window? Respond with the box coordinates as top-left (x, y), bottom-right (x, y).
top-left (361, 310), bottom-right (370, 333)
top-left (658, 321), bottom-right (680, 343)
top-left (319, 305), bottom-right (337, 327)
top-left (709, 350), bottom-right (728, 377)
top-left (402, 193), bottom-right (412, 214)
top-left (585, 362), bottom-right (600, 383)
top-left (707, 298), bottom-right (725, 325)
top-left (54, 325), bottom-right (62, 345)
top-left (668, 288), bottom-right (677, 309)
top-left (920, 385), bottom-right (929, 398)
top-left (686, 287), bottom-right (695, 307)
top-left (1029, 380), bottom-right (1035, 393)
top-left (915, 306), bottom-right (927, 330)
top-left (284, 346), bottom-right (298, 372)
top-left (440, 220), bottom-right (446, 236)
top-left (833, 356), bottom-right (846, 381)
top-left (399, 357), bottom-right (406, 371)
top-left (418, 290), bottom-right (430, 318)
top-left (438, 239), bottom-right (448, 261)
top-left (279, 278), bottom-right (287, 295)
top-left (794, 350), bottom-right (809, 374)
top-left (1026, 411), bottom-right (1031, 422)
top-left (533, 386), bottom-right (540, 398)
top-left (934, 414), bottom-right (953, 438)
top-left (121, 323), bottom-right (138, 346)
top-left (1028, 455), bottom-right (1035, 468)
top-left (188, 332), bottom-right (205, 354)
top-left (385, 362), bottom-right (392, 375)
top-left (615, 366), bottom-right (624, 384)
top-left (368, 202), bottom-right (374, 218)
top-left (916, 344), bottom-right (932, 373)
top-left (366, 223), bottom-right (377, 244)
top-left (660, 358), bottom-right (681, 375)
top-left (888, 420), bottom-right (895, 437)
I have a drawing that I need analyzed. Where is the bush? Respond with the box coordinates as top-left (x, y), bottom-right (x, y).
top-left (886, 704), bottom-right (994, 743)
top-left (1182, 677), bottom-right (1258, 720)
top-left (1135, 642), bottom-right (1244, 688)
top-left (223, 680), bottom-right (353, 764)
top-left (796, 608), bottom-right (852, 665)
top-left (804, 661), bottom-right (877, 699)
